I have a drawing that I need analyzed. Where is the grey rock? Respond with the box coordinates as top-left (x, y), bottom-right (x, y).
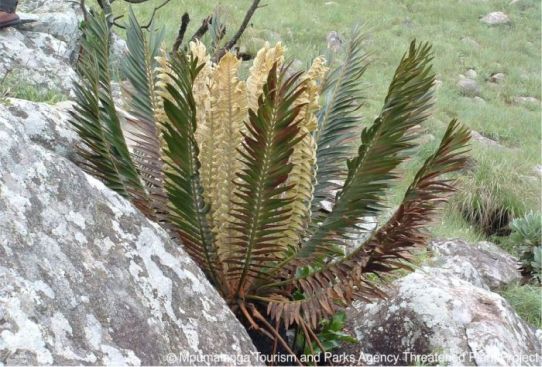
top-left (514, 96), bottom-right (540, 106)
top-left (429, 239), bottom-right (521, 289)
top-left (326, 31), bottom-right (342, 52)
top-left (457, 78), bottom-right (481, 97)
top-left (110, 33), bottom-right (129, 72)
top-left (461, 36), bottom-right (480, 48)
top-left (0, 117), bottom-right (259, 365)
top-left (470, 131), bottom-right (502, 148)
top-left (489, 72), bottom-right (506, 83)
top-left (481, 11), bottom-right (511, 25)
top-left (465, 68), bottom-right (477, 79)
top-left (17, 0), bottom-right (83, 63)
top-left (342, 270), bottom-right (541, 366)
top-left (0, 98), bottom-right (79, 160)
top-left (0, 27), bottom-right (77, 94)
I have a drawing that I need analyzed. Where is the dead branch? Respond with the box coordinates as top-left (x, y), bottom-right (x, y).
top-left (140, 0), bottom-right (171, 29)
top-left (80, 0), bottom-right (88, 22)
top-left (172, 12), bottom-right (190, 52)
top-left (189, 16), bottom-right (212, 44)
top-left (212, 0), bottom-right (262, 62)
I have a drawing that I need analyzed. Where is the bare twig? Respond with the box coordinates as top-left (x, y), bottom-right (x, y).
top-left (140, 0), bottom-right (171, 29)
top-left (189, 16), bottom-right (212, 44)
top-left (212, 0), bottom-right (262, 62)
top-left (80, 0), bottom-right (88, 22)
top-left (172, 12), bottom-right (190, 52)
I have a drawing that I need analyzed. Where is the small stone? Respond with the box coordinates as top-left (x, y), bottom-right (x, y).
top-left (465, 68), bottom-right (478, 79)
top-left (481, 11), bottom-right (511, 25)
top-left (433, 79), bottom-right (443, 90)
top-left (457, 78), bottom-right (481, 97)
top-left (325, 1), bottom-right (338, 5)
top-left (461, 36), bottom-right (481, 48)
top-left (473, 96), bottom-right (486, 104)
top-left (489, 72), bottom-right (506, 83)
top-left (326, 31), bottom-right (342, 52)
top-left (470, 130), bottom-right (502, 148)
top-left (514, 96), bottom-right (540, 105)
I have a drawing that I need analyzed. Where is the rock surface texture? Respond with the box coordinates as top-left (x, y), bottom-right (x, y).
top-left (342, 269), bottom-right (541, 366)
top-left (0, 99), bottom-right (79, 160)
top-left (0, 3), bottom-right (259, 362)
top-left (0, 111), bottom-right (259, 364)
top-left (429, 239), bottom-right (522, 289)
top-left (480, 11), bottom-right (511, 25)
top-left (0, 1), bottom-right (82, 94)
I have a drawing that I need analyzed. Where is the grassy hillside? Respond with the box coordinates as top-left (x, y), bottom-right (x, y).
top-left (92, 0), bottom-right (542, 241)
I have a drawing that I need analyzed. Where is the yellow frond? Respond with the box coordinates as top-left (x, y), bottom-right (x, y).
top-left (279, 57), bottom-right (328, 253)
top-left (246, 42), bottom-right (285, 112)
top-left (189, 42), bottom-right (219, 212)
top-left (209, 52), bottom-right (248, 260)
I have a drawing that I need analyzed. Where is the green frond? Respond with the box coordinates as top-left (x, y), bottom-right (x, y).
top-left (69, 11), bottom-right (148, 212)
top-left (122, 8), bottom-right (167, 218)
top-left (311, 26), bottom-right (368, 219)
top-left (161, 53), bottom-right (219, 286)
top-left (225, 63), bottom-right (306, 293)
top-left (264, 119), bottom-right (470, 329)
top-left (299, 40), bottom-right (435, 261)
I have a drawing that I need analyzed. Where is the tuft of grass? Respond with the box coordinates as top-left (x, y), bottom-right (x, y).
top-left (500, 283), bottom-right (542, 329)
top-left (451, 145), bottom-right (540, 236)
top-left (1, 72), bottom-right (66, 104)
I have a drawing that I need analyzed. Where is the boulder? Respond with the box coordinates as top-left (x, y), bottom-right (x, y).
top-left (429, 239), bottom-right (522, 289)
top-left (0, 27), bottom-right (77, 94)
top-left (513, 96), bottom-right (540, 106)
top-left (457, 78), bottom-right (480, 97)
top-left (480, 11), bottom-right (511, 25)
top-left (470, 130), bottom-right (503, 149)
top-left (0, 115), bottom-right (259, 365)
top-left (489, 72), bottom-right (506, 83)
top-left (0, 98), bottom-right (79, 160)
top-left (17, 0), bottom-right (83, 62)
top-left (341, 269), bottom-right (541, 366)
top-left (464, 68), bottom-right (477, 79)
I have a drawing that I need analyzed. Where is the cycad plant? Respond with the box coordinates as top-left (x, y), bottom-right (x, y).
top-left (70, 11), bottom-right (470, 360)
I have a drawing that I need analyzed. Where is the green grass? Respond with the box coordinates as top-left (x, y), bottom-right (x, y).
top-left (500, 283), bottom-right (542, 329)
top-left (0, 72), bottom-right (66, 104)
top-left (91, 0), bottom-right (541, 239)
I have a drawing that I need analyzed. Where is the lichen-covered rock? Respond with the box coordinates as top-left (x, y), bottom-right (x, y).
top-left (0, 26), bottom-right (76, 95)
top-left (429, 239), bottom-right (522, 289)
top-left (0, 116), bottom-right (259, 365)
top-left (457, 78), bottom-right (481, 97)
top-left (18, 0), bottom-right (83, 62)
top-left (341, 269), bottom-right (541, 366)
top-left (0, 99), bottom-right (79, 160)
top-left (480, 11), bottom-right (511, 25)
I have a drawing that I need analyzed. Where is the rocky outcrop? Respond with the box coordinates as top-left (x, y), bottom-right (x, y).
top-left (0, 1), bottom-right (82, 95)
top-left (0, 109), bottom-right (259, 364)
top-left (429, 239), bottom-right (522, 290)
top-left (0, 98), bottom-right (79, 160)
top-left (341, 269), bottom-right (541, 366)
